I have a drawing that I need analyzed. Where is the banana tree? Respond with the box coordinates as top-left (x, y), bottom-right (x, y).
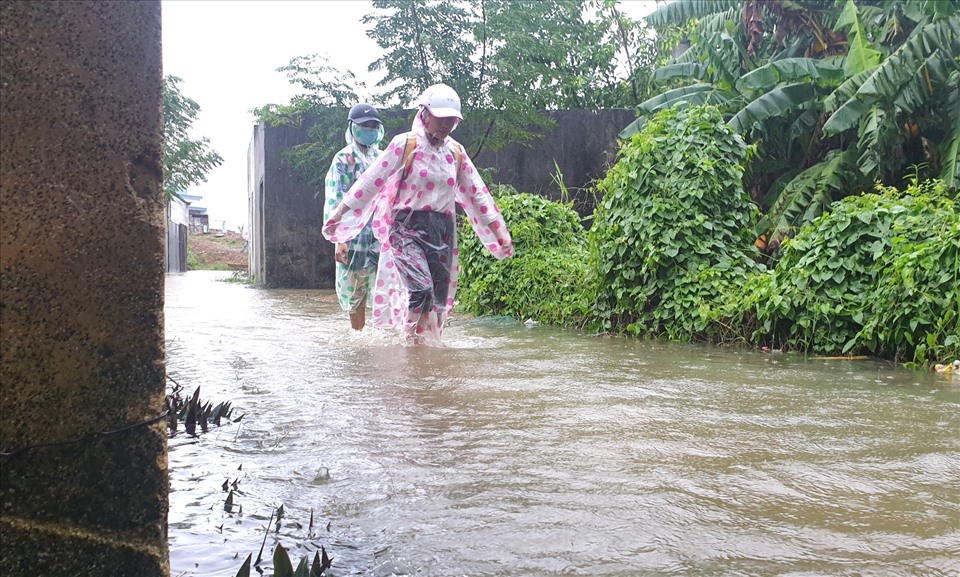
top-left (822, 1), bottom-right (960, 184)
top-left (625, 0), bottom-right (960, 251)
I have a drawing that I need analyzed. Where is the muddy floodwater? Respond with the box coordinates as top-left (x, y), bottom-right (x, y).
top-left (166, 271), bottom-right (960, 577)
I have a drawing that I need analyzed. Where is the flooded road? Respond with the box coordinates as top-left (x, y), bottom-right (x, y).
top-left (166, 271), bottom-right (960, 577)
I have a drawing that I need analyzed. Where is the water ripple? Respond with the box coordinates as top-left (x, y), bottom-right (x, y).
top-left (166, 272), bottom-right (960, 577)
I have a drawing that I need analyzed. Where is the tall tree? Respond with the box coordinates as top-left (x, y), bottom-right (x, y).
top-left (363, 0), bottom-right (478, 109)
top-left (253, 0), bottom-right (659, 191)
top-left (361, 0), bottom-right (654, 155)
top-left (251, 54), bottom-right (366, 193)
top-left (162, 75), bottom-right (223, 200)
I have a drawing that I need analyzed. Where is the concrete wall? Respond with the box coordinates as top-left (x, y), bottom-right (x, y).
top-left (471, 109), bottom-right (636, 217)
top-left (0, 2), bottom-right (168, 575)
top-left (251, 108), bottom-right (635, 289)
top-left (167, 198), bottom-right (189, 273)
top-left (249, 122), bottom-right (334, 288)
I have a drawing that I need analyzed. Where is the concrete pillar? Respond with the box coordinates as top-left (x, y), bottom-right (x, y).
top-left (0, 1), bottom-right (168, 575)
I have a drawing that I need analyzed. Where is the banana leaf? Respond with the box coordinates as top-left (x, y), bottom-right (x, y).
top-left (728, 83), bottom-right (816, 134)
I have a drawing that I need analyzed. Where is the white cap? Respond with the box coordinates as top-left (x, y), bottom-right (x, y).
top-left (419, 83), bottom-right (463, 119)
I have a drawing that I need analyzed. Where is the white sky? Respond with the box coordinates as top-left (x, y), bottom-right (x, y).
top-left (160, 0), bottom-right (661, 231)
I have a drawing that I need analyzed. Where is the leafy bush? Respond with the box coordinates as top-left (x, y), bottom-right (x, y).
top-left (456, 186), bottom-right (592, 327)
top-left (750, 179), bottom-right (959, 363)
top-left (588, 105), bottom-right (763, 340)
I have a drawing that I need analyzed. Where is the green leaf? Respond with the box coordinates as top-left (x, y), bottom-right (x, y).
top-left (274, 543), bottom-right (295, 577)
top-left (788, 109), bottom-right (820, 141)
top-left (646, 0), bottom-right (741, 30)
top-left (728, 83), bottom-right (817, 133)
top-left (737, 57), bottom-right (846, 92)
top-left (836, 0), bottom-right (882, 76)
top-left (640, 84), bottom-right (735, 114)
top-left (163, 76), bottom-right (224, 199)
top-left (856, 105), bottom-right (886, 178)
top-left (653, 63), bottom-right (709, 83)
top-left (235, 553), bottom-right (252, 577)
top-left (824, 69), bottom-right (873, 112)
top-left (942, 128), bottom-right (960, 189)
top-left (858, 18), bottom-right (960, 102)
top-left (621, 85), bottom-right (728, 138)
top-left (760, 151), bottom-right (854, 242)
top-left (822, 97), bottom-right (871, 138)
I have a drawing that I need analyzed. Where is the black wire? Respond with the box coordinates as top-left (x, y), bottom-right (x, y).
top-left (0, 410), bottom-right (170, 459)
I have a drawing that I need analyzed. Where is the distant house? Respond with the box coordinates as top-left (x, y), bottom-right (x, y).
top-left (181, 193), bottom-right (209, 233)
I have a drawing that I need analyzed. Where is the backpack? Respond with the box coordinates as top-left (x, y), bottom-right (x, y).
top-left (400, 132), bottom-right (463, 181)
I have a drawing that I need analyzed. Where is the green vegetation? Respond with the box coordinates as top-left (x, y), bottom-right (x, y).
top-left (746, 179), bottom-right (959, 364)
top-left (163, 75), bottom-right (223, 200)
top-left (452, 0), bottom-right (960, 367)
top-left (457, 187), bottom-right (592, 327)
top-left (220, 270), bottom-right (251, 284)
top-left (251, 55), bottom-right (370, 194)
top-left (589, 105), bottom-right (763, 340)
top-left (222, 504), bottom-right (333, 577)
top-left (252, 0), bottom-right (660, 192)
top-left (248, 0), bottom-right (958, 367)
top-left (457, 106), bottom-right (958, 366)
top-left (187, 233), bottom-right (245, 271)
top-left (629, 0), bottom-right (959, 248)
top-left (186, 244), bottom-right (200, 270)
top-left (189, 259), bottom-right (230, 272)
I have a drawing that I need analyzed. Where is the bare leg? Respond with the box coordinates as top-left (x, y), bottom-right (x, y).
top-left (349, 295), bottom-right (366, 331)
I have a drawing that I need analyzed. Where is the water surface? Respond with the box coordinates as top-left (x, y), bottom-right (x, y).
top-left (166, 271), bottom-right (960, 577)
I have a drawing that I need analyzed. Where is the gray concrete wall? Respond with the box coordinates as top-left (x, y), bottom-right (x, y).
top-left (248, 126), bottom-right (267, 283)
top-left (254, 122), bottom-right (335, 289)
top-left (472, 109), bottom-right (637, 217)
top-left (252, 108), bottom-right (635, 289)
top-left (0, 1), bottom-right (168, 575)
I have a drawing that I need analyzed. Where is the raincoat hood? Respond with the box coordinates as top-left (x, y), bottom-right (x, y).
top-left (413, 107), bottom-right (457, 145)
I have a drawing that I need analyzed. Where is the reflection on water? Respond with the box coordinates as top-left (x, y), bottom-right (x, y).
top-left (166, 271), bottom-right (960, 577)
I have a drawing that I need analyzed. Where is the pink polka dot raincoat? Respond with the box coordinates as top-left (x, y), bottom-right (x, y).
top-left (322, 112), bottom-right (513, 344)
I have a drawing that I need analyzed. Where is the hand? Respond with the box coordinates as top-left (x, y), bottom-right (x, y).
top-left (335, 243), bottom-right (349, 265)
top-left (497, 230), bottom-right (514, 258)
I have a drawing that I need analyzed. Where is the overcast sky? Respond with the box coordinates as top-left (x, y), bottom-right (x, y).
top-left (160, 0), bottom-right (661, 231)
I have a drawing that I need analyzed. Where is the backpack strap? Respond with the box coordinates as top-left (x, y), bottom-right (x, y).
top-left (401, 133), bottom-right (417, 179)
top-left (453, 143), bottom-right (463, 177)
top-left (401, 133), bottom-right (464, 181)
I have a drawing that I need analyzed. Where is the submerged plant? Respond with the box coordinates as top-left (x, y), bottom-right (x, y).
top-left (231, 505), bottom-right (334, 577)
top-left (166, 377), bottom-right (242, 436)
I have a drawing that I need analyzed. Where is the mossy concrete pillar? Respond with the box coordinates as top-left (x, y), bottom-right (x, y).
top-left (0, 1), bottom-right (168, 575)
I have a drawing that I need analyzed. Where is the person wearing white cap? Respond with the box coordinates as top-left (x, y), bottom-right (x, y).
top-left (322, 84), bottom-right (513, 344)
top-left (322, 102), bottom-right (385, 330)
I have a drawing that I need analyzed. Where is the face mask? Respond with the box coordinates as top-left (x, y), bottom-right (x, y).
top-left (352, 124), bottom-right (382, 146)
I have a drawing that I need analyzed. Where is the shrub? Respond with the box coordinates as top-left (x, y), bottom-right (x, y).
top-left (588, 105), bottom-right (763, 340)
top-left (750, 179), bottom-right (959, 363)
top-left (456, 186), bottom-right (592, 327)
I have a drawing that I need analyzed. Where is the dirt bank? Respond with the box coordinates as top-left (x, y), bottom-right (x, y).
top-left (189, 231), bottom-right (247, 270)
